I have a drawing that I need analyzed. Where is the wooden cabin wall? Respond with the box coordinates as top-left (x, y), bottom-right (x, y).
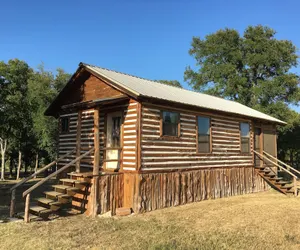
top-left (122, 99), bottom-right (139, 171)
top-left (140, 104), bottom-right (254, 171)
top-left (80, 109), bottom-right (95, 168)
top-left (58, 109), bottom-right (95, 169)
top-left (130, 167), bottom-right (269, 213)
top-left (58, 112), bottom-right (78, 167)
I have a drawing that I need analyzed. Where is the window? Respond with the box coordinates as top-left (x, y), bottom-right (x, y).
top-left (61, 117), bottom-right (69, 133)
top-left (111, 116), bottom-right (121, 147)
top-left (162, 111), bottom-right (179, 136)
top-left (240, 122), bottom-right (250, 153)
top-left (197, 116), bottom-right (211, 153)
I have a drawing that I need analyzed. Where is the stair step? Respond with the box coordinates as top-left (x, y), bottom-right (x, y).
top-left (37, 198), bottom-right (62, 211)
top-left (44, 191), bottom-right (71, 199)
top-left (29, 206), bottom-right (52, 217)
top-left (60, 178), bottom-right (88, 185)
top-left (264, 173), bottom-right (276, 177)
top-left (279, 186), bottom-right (293, 190)
top-left (17, 212), bottom-right (40, 221)
top-left (53, 185), bottom-right (80, 195)
top-left (269, 177), bottom-right (283, 181)
top-left (274, 181), bottom-right (291, 186)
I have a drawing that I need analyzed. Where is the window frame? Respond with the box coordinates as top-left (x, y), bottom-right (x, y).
top-left (196, 116), bottom-right (212, 154)
top-left (240, 122), bottom-right (251, 154)
top-left (60, 117), bottom-right (70, 134)
top-left (160, 110), bottom-right (181, 138)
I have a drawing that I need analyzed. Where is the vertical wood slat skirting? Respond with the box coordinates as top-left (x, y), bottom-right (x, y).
top-left (134, 167), bottom-right (269, 213)
top-left (93, 167), bottom-right (269, 216)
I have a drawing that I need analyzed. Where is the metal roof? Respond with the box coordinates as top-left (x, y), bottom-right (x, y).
top-left (83, 63), bottom-right (286, 125)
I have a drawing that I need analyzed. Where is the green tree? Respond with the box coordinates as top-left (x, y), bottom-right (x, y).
top-left (28, 65), bottom-right (71, 168)
top-left (185, 25), bottom-right (299, 112)
top-left (0, 59), bottom-right (33, 179)
top-left (157, 80), bottom-right (182, 88)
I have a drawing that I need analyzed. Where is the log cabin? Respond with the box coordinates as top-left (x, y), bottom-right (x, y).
top-left (11, 62), bottom-right (300, 221)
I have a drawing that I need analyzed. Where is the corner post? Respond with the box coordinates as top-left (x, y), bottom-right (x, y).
top-left (76, 110), bottom-right (82, 173)
top-left (91, 108), bottom-right (100, 217)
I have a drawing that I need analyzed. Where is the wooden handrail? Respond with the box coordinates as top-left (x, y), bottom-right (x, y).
top-left (10, 149), bottom-right (75, 192)
top-left (23, 147), bottom-right (94, 197)
top-left (253, 150), bottom-right (298, 179)
top-left (263, 151), bottom-right (300, 176)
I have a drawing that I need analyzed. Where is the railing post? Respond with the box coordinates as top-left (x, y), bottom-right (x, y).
top-left (91, 108), bottom-right (100, 217)
top-left (294, 177), bottom-right (297, 197)
top-left (24, 193), bottom-right (30, 223)
top-left (76, 110), bottom-right (82, 173)
top-left (10, 189), bottom-right (16, 217)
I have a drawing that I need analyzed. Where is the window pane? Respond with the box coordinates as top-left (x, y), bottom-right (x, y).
top-left (61, 117), bottom-right (69, 133)
top-left (198, 117), bottom-right (210, 135)
top-left (240, 123), bottom-right (250, 137)
top-left (163, 111), bottom-right (179, 136)
top-left (241, 138), bottom-right (250, 153)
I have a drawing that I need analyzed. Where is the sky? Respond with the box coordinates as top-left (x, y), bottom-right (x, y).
top-left (1, 0), bottom-right (300, 110)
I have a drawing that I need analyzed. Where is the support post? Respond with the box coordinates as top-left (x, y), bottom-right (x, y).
top-left (294, 177), bottom-right (297, 197)
top-left (91, 108), bottom-right (100, 217)
top-left (76, 110), bottom-right (82, 173)
top-left (24, 193), bottom-right (30, 223)
top-left (10, 189), bottom-right (16, 217)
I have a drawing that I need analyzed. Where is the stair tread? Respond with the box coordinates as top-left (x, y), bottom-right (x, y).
top-left (37, 198), bottom-right (62, 206)
top-left (44, 191), bottom-right (71, 198)
top-left (30, 206), bottom-right (52, 214)
top-left (53, 184), bottom-right (80, 190)
top-left (17, 212), bottom-right (40, 220)
top-left (60, 178), bottom-right (87, 184)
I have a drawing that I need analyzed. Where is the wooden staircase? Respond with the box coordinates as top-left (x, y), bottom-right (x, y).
top-left (255, 166), bottom-right (295, 195)
top-left (17, 177), bottom-right (89, 222)
top-left (254, 150), bottom-right (300, 196)
top-left (9, 147), bottom-right (95, 222)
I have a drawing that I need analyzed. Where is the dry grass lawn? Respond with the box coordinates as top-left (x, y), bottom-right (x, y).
top-left (1, 190), bottom-right (300, 249)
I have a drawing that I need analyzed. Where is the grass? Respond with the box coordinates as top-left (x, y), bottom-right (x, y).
top-left (1, 190), bottom-right (300, 249)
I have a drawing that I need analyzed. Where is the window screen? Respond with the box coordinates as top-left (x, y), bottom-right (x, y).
top-left (240, 122), bottom-right (250, 153)
top-left (61, 117), bottom-right (69, 133)
top-left (162, 111), bottom-right (179, 136)
top-left (198, 116), bottom-right (210, 153)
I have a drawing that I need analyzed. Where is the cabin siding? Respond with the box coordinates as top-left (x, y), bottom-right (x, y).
top-left (58, 110), bottom-right (95, 168)
top-left (140, 104), bottom-right (254, 171)
top-left (122, 100), bottom-right (139, 171)
top-left (58, 112), bottom-right (78, 167)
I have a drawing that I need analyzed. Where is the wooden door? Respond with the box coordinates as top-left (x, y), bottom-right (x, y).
top-left (254, 127), bottom-right (262, 168)
top-left (106, 111), bottom-right (122, 170)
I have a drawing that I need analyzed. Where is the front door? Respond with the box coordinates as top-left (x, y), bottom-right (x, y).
top-left (106, 111), bottom-right (122, 170)
top-left (254, 127), bottom-right (262, 168)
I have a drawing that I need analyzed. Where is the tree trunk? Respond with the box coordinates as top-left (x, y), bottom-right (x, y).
top-left (16, 151), bottom-right (22, 180)
top-left (0, 138), bottom-right (7, 181)
top-left (34, 153), bottom-right (39, 178)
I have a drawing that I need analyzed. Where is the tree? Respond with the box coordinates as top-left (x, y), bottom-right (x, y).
top-left (0, 59), bottom-right (33, 180)
top-left (156, 80), bottom-right (182, 88)
top-left (28, 65), bottom-right (71, 167)
top-left (184, 25), bottom-right (300, 165)
top-left (184, 25), bottom-right (299, 112)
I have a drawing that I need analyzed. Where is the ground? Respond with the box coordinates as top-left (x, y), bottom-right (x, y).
top-left (1, 189), bottom-right (300, 250)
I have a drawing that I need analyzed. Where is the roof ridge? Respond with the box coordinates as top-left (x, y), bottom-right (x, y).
top-left (80, 61), bottom-right (189, 91)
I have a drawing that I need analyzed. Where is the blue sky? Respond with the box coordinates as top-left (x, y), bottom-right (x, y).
top-left (1, 0), bottom-right (299, 110)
